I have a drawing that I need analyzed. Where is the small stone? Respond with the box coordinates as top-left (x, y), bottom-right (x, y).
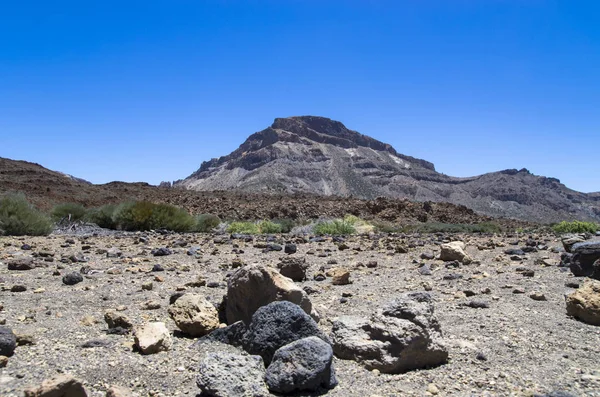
top-left (141, 281), bottom-right (153, 291)
top-left (11, 285), bottom-right (27, 292)
top-left (330, 268), bottom-right (351, 285)
top-left (104, 311), bottom-right (133, 330)
top-left (133, 322), bottom-right (172, 354)
top-left (427, 383), bottom-right (440, 395)
top-left (63, 272), bottom-right (83, 285)
top-left (0, 326), bottom-right (17, 356)
top-left (529, 292), bottom-right (547, 301)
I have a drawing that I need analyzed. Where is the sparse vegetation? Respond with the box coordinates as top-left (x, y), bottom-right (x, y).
top-left (226, 219), bottom-right (284, 234)
top-left (552, 220), bottom-right (598, 234)
top-left (51, 202), bottom-right (87, 222)
top-left (313, 219), bottom-right (356, 235)
top-left (112, 201), bottom-right (195, 232)
top-left (85, 204), bottom-right (118, 229)
top-left (0, 193), bottom-right (53, 236)
top-left (343, 214), bottom-right (374, 233)
top-left (402, 222), bottom-right (502, 234)
top-left (227, 221), bottom-right (260, 234)
top-left (194, 214), bottom-right (222, 232)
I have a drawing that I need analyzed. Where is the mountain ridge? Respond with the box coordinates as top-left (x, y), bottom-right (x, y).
top-left (177, 116), bottom-right (599, 223)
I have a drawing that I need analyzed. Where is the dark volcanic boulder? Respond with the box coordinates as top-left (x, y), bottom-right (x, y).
top-left (570, 242), bottom-right (600, 279)
top-left (0, 326), bottom-right (17, 356)
top-left (266, 336), bottom-right (337, 393)
top-left (243, 301), bottom-right (327, 365)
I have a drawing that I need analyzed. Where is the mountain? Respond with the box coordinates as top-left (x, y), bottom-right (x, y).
top-left (177, 116), bottom-right (600, 223)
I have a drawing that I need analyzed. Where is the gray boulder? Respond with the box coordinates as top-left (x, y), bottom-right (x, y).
top-left (570, 242), bottom-right (600, 279)
top-left (277, 257), bottom-right (309, 281)
top-left (266, 336), bottom-right (337, 394)
top-left (196, 352), bottom-right (269, 397)
top-left (0, 326), bottom-right (17, 356)
top-left (243, 301), bottom-right (327, 365)
top-left (330, 292), bottom-right (448, 373)
top-left (562, 234), bottom-right (586, 253)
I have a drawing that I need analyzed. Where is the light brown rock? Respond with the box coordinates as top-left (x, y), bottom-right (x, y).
top-left (105, 385), bottom-right (133, 397)
top-left (440, 241), bottom-right (472, 264)
top-left (24, 374), bottom-right (87, 397)
top-left (329, 267), bottom-right (351, 285)
top-left (168, 293), bottom-right (220, 336)
top-left (566, 279), bottom-right (600, 326)
top-left (226, 264), bottom-right (312, 324)
top-left (133, 322), bottom-right (172, 354)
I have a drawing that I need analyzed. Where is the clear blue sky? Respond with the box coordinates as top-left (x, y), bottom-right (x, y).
top-left (1, 1), bottom-right (598, 192)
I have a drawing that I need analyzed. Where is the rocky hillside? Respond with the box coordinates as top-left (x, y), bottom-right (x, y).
top-left (177, 116), bottom-right (599, 223)
top-left (1, 157), bottom-right (513, 227)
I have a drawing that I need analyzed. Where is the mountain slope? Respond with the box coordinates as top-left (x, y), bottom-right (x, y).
top-left (177, 116), bottom-right (599, 223)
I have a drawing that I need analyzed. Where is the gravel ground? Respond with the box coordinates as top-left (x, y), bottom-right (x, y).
top-left (0, 231), bottom-right (599, 396)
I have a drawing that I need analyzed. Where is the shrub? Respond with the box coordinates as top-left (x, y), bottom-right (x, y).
top-left (227, 221), bottom-right (260, 234)
top-left (85, 204), bottom-right (117, 229)
top-left (51, 202), bottom-right (87, 222)
top-left (112, 201), bottom-right (195, 232)
top-left (0, 193), bottom-right (53, 236)
top-left (343, 214), bottom-right (374, 233)
top-left (258, 220), bottom-right (283, 234)
top-left (271, 218), bottom-right (296, 233)
top-left (313, 219), bottom-right (356, 235)
top-left (194, 214), bottom-right (221, 232)
top-left (552, 221), bottom-right (598, 234)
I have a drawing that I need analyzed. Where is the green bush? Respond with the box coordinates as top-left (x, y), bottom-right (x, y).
top-left (552, 221), bottom-right (598, 234)
top-left (227, 221), bottom-right (260, 234)
top-left (313, 219), bottom-right (356, 235)
top-left (51, 202), bottom-right (87, 222)
top-left (258, 220), bottom-right (283, 234)
top-left (194, 214), bottom-right (221, 232)
top-left (112, 201), bottom-right (195, 232)
top-left (85, 204), bottom-right (117, 229)
top-left (0, 193), bottom-right (53, 236)
top-left (271, 218), bottom-right (296, 233)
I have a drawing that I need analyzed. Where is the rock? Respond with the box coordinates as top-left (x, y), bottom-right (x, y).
top-left (266, 336), bottom-right (337, 393)
top-left (284, 244), bottom-right (297, 254)
top-left (226, 264), bottom-right (312, 324)
top-left (504, 249), bottom-right (525, 256)
top-left (418, 264), bottom-right (432, 276)
top-left (24, 374), bottom-right (87, 397)
top-left (464, 300), bottom-right (489, 309)
top-left (330, 268), bottom-right (351, 285)
top-left (243, 301), bottom-right (328, 365)
top-left (105, 385), bottom-right (133, 397)
top-left (440, 241), bottom-right (472, 264)
top-left (569, 242), bottom-right (600, 279)
top-left (566, 279), bottom-right (600, 326)
top-left (133, 322), bottom-right (172, 354)
top-left (106, 247), bottom-right (122, 258)
top-left (104, 311), bottom-right (133, 330)
top-left (62, 272), bottom-right (83, 286)
top-left (200, 321), bottom-right (247, 347)
top-left (196, 352), bottom-right (269, 397)
top-left (7, 257), bottom-right (36, 270)
top-left (141, 281), bottom-right (153, 291)
top-left (277, 257), bottom-right (308, 281)
top-left (562, 235), bottom-right (586, 253)
top-left (420, 252), bottom-right (435, 260)
top-left (0, 326), bottom-right (17, 356)
top-left (11, 284), bottom-right (27, 292)
top-left (168, 293), bottom-right (220, 337)
top-left (530, 292), bottom-right (547, 301)
top-left (330, 292), bottom-right (448, 373)
top-left (151, 247), bottom-right (172, 256)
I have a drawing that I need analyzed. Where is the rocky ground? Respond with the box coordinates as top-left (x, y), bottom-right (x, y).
top-left (1, 229), bottom-right (599, 396)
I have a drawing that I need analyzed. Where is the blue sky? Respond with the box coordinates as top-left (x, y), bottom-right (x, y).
top-left (1, 1), bottom-right (598, 192)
